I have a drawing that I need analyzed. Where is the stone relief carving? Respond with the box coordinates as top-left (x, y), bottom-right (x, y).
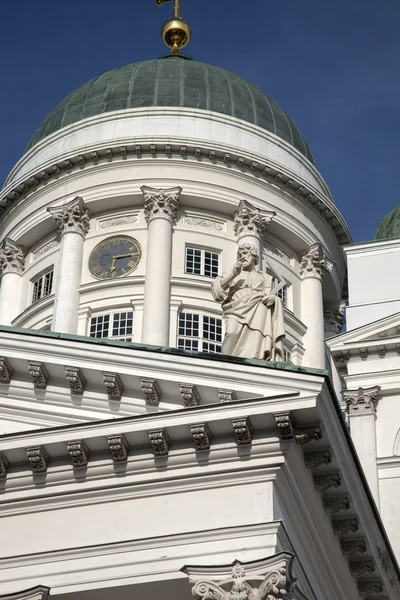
top-left (26, 446), bottom-right (49, 473)
top-left (0, 238), bottom-right (25, 275)
top-left (343, 386), bottom-right (381, 415)
top-left (340, 540), bottom-right (367, 556)
top-left (182, 553), bottom-right (295, 600)
top-left (190, 423), bottom-right (212, 451)
top-left (180, 383), bottom-right (201, 407)
top-left (218, 389), bottom-right (237, 403)
top-left (48, 196), bottom-right (90, 237)
top-left (141, 185), bottom-right (182, 224)
top-left (99, 215), bottom-right (138, 229)
top-left (324, 301), bottom-right (346, 334)
top-left (332, 518), bottom-right (359, 536)
top-left (107, 434), bottom-right (130, 462)
top-left (33, 239), bottom-right (59, 259)
top-left (141, 378), bottom-right (161, 406)
top-left (212, 244), bottom-right (285, 361)
top-left (304, 449), bottom-right (332, 468)
top-left (0, 451), bottom-right (9, 478)
top-left (0, 357), bottom-right (13, 384)
top-left (300, 243), bottom-right (332, 280)
top-left (103, 372), bottom-right (124, 400)
top-left (149, 429), bottom-right (170, 456)
top-left (323, 496), bottom-right (351, 514)
top-left (184, 214), bottom-right (224, 231)
top-left (232, 417), bottom-right (253, 446)
top-left (65, 367), bottom-right (86, 395)
top-left (358, 581), bottom-right (383, 597)
top-left (28, 362), bottom-right (49, 389)
top-left (314, 473), bottom-right (342, 491)
top-left (264, 241), bottom-right (292, 265)
top-left (66, 440), bottom-right (90, 468)
top-left (274, 414), bottom-right (294, 439)
top-left (234, 200), bottom-right (276, 238)
top-left (349, 560), bottom-right (375, 577)
top-left (295, 426), bottom-right (322, 445)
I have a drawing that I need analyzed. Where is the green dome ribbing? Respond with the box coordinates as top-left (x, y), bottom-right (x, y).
top-left (375, 204), bottom-right (400, 240)
top-left (26, 57), bottom-right (315, 164)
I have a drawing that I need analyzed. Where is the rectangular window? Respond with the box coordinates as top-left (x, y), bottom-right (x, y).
top-left (89, 311), bottom-right (133, 342)
top-left (277, 285), bottom-right (288, 308)
top-left (32, 269), bottom-right (54, 303)
top-left (283, 348), bottom-right (291, 362)
top-left (185, 247), bottom-right (220, 278)
top-left (177, 312), bottom-right (222, 354)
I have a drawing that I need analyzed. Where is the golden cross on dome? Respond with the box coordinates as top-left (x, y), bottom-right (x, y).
top-left (155, 0), bottom-right (191, 54)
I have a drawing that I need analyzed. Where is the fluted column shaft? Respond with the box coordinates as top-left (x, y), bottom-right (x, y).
top-left (300, 243), bottom-right (332, 369)
top-left (141, 186), bottom-right (181, 346)
top-left (48, 197), bottom-right (90, 334)
top-left (0, 239), bottom-right (25, 325)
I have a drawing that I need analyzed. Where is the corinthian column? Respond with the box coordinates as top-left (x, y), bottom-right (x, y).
top-left (48, 197), bottom-right (90, 334)
top-left (300, 243), bottom-right (333, 369)
top-left (0, 238), bottom-right (25, 325)
top-left (234, 200), bottom-right (275, 259)
top-left (343, 386), bottom-right (380, 506)
top-left (141, 186), bottom-right (181, 346)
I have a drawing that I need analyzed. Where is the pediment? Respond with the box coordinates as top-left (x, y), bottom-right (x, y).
top-left (327, 311), bottom-right (400, 351)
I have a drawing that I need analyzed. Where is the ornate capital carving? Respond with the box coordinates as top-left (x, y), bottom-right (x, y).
top-left (141, 378), bottom-right (161, 406)
top-left (28, 362), bottom-right (49, 389)
top-left (234, 200), bottom-right (276, 239)
top-left (0, 357), bottom-right (13, 384)
top-left (65, 367), bottom-right (86, 395)
top-left (48, 196), bottom-right (90, 237)
top-left (190, 423), bottom-right (212, 451)
top-left (26, 446), bottom-right (49, 473)
top-left (182, 553), bottom-right (295, 600)
top-left (343, 386), bottom-right (381, 415)
top-left (141, 185), bottom-right (182, 224)
top-left (107, 434), bottom-right (130, 462)
top-left (103, 372), bottom-right (124, 400)
top-left (232, 417), bottom-right (253, 446)
top-left (66, 440), bottom-right (90, 468)
top-left (0, 238), bottom-right (25, 275)
top-left (274, 413), bottom-right (294, 439)
top-left (324, 301), bottom-right (346, 334)
top-left (180, 383), bottom-right (201, 407)
top-left (300, 243), bottom-right (333, 280)
top-left (0, 451), bottom-right (9, 479)
top-left (149, 429), bottom-right (170, 456)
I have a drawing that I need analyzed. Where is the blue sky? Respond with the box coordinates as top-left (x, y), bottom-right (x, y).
top-left (1, 0), bottom-right (399, 242)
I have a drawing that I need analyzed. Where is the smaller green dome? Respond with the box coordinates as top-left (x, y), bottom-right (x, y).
top-left (374, 204), bottom-right (400, 241)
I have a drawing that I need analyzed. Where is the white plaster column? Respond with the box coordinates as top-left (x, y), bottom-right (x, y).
top-left (0, 238), bottom-right (25, 326)
top-left (234, 199), bottom-right (275, 259)
top-left (343, 386), bottom-right (381, 507)
top-left (48, 196), bottom-right (90, 334)
top-left (300, 243), bottom-right (332, 369)
top-left (141, 186), bottom-right (181, 346)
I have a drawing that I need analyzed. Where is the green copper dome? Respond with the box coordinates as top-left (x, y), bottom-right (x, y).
top-left (26, 57), bottom-right (315, 164)
top-left (374, 204), bottom-right (400, 240)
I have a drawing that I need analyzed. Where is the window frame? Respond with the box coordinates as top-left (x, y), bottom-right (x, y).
top-left (177, 310), bottom-right (223, 354)
top-left (185, 246), bottom-right (221, 279)
top-left (89, 310), bottom-right (134, 342)
top-left (31, 268), bottom-right (54, 304)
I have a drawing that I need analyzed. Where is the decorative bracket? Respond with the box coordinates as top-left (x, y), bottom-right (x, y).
top-left (28, 362), bottom-right (49, 390)
top-left (190, 423), bottom-right (212, 451)
top-left (65, 366), bottom-right (86, 395)
top-left (26, 446), bottom-right (49, 473)
top-left (66, 440), bottom-right (90, 468)
top-left (180, 383), bottom-right (201, 407)
top-left (107, 434), bottom-right (130, 462)
top-left (141, 378), bottom-right (161, 406)
top-left (0, 357), bottom-right (13, 384)
top-left (232, 417), bottom-right (253, 446)
top-left (149, 428), bottom-right (170, 456)
top-left (103, 372), bottom-right (124, 400)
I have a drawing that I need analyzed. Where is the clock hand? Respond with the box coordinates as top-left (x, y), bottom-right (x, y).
top-left (110, 253), bottom-right (137, 273)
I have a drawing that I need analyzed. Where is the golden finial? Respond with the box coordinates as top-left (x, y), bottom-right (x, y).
top-left (155, 0), bottom-right (192, 54)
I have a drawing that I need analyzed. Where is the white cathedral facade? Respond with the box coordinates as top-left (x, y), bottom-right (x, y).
top-left (0, 52), bottom-right (399, 600)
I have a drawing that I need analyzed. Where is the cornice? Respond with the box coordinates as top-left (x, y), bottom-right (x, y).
top-left (0, 142), bottom-right (351, 247)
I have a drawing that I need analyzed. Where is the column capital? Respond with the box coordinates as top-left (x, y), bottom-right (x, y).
top-left (234, 199), bottom-right (276, 239)
top-left (47, 196), bottom-right (90, 237)
top-left (324, 300), bottom-right (346, 334)
top-left (182, 553), bottom-right (295, 600)
top-left (0, 238), bottom-right (25, 275)
top-left (300, 243), bottom-right (333, 280)
top-left (343, 385), bottom-right (381, 415)
top-left (141, 185), bottom-right (182, 224)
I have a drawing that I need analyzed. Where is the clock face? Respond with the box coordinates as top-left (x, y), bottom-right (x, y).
top-left (89, 236), bottom-right (142, 280)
